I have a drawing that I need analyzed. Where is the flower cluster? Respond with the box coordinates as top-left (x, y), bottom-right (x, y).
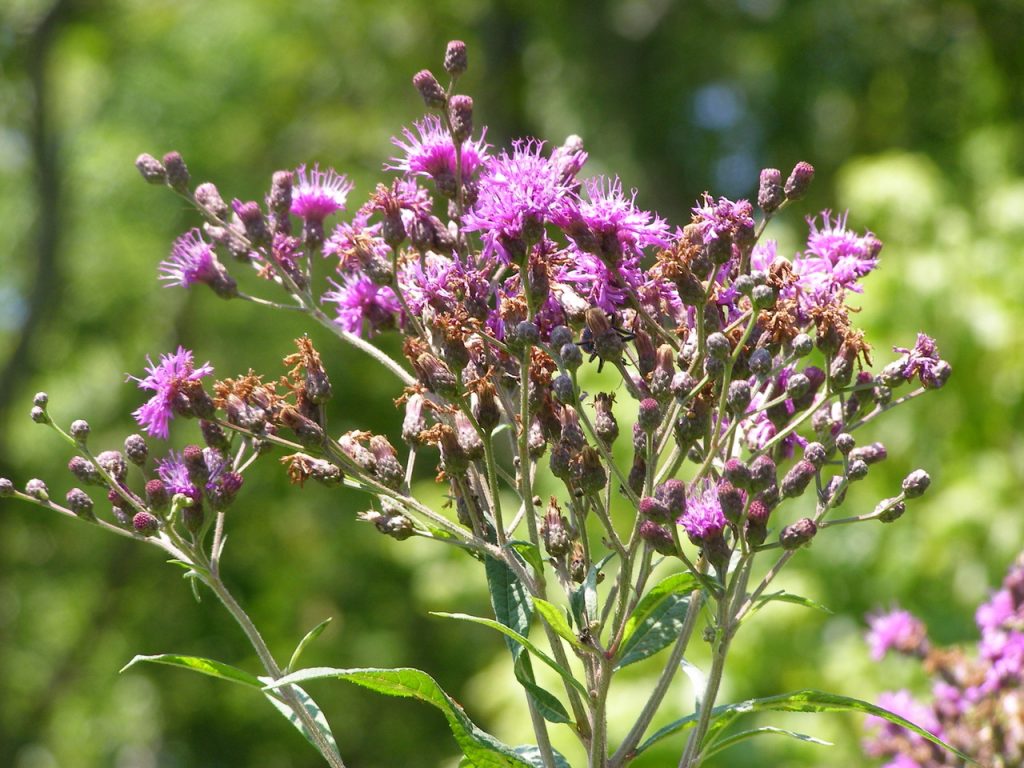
top-left (2, 39), bottom-right (957, 768)
top-left (864, 555), bottom-right (1024, 767)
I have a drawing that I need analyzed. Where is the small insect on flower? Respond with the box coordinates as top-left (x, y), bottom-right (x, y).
top-left (578, 310), bottom-right (635, 373)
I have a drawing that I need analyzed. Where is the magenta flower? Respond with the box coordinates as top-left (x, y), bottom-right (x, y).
top-left (558, 176), bottom-right (671, 259)
top-left (160, 229), bottom-right (236, 297)
top-left (322, 273), bottom-right (400, 336)
top-left (387, 115), bottom-right (489, 181)
top-left (290, 164), bottom-right (354, 223)
top-left (397, 253), bottom-right (462, 316)
top-left (893, 333), bottom-right (946, 388)
top-left (691, 193), bottom-right (755, 246)
top-left (866, 608), bottom-right (928, 660)
top-left (559, 251), bottom-right (640, 313)
top-left (793, 211), bottom-right (880, 307)
top-left (678, 482), bottom-right (727, 545)
top-left (128, 347), bottom-right (214, 439)
top-left (156, 451), bottom-right (200, 501)
top-left (864, 690), bottom-right (944, 749)
top-left (324, 219), bottom-right (391, 272)
top-left (462, 139), bottom-right (577, 262)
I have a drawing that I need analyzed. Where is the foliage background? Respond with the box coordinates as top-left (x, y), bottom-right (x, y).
top-left (1, 0), bottom-right (1022, 766)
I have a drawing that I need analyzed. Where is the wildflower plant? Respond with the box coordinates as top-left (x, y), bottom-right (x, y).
top-left (2, 41), bottom-right (969, 767)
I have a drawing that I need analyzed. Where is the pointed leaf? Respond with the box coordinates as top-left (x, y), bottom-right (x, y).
top-left (615, 583), bottom-right (692, 670)
top-left (621, 572), bottom-right (699, 646)
top-left (508, 540), bottom-right (544, 577)
top-left (514, 654), bottom-right (572, 725)
top-left (286, 617), bottom-right (333, 674)
top-left (635, 688), bottom-right (977, 763)
top-left (431, 612), bottom-right (587, 696)
top-left (259, 677), bottom-right (341, 760)
top-left (570, 553), bottom-right (615, 631)
top-left (532, 598), bottom-right (585, 650)
top-left (266, 667), bottom-right (533, 768)
top-left (485, 554), bottom-right (533, 657)
top-left (750, 590), bottom-right (832, 616)
top-left (120, 653), bottom-right (261, 688)
top-left (703, 726), bottom-right (831, 759)
top-left (510, 745), bottom-right (573, 768)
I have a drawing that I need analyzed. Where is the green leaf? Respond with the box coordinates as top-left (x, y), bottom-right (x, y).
top-left (485, 554), bottom-right (533, 657)
top-left (750, 590), bottom-right (832, 616)
top-left (460, 746), bottom-right (572, 768)
top-left (615, 573), bottom-right (697, 669)
top-left (570, 553), bottom-right (614, 631)
top-left (514, 654), bottom-right (572, 724)
top-left (635, 689), bottom-right (977, 763)
top-left (259, 677), bottom-right (341, 761)
top-left (703, 726), bottom-right (831, 759)
top-left (532, 597), bottom-right (584, 650)
top-left (120, 653), bottom-right (261, 688)
top-left (286, 617), bottom-right (333, 674)
top-left (507, 540), bottom-right (544, 577)
top-left (165, 558), bottom-right (209, 578)
top-left (266, 667), bottom-right (534, 768)
top-left (430, 612), bottom-right (588, 697)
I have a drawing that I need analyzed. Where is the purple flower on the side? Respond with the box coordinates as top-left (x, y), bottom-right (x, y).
top-left (863, 690), bottom-right (944, 759)
top-left (893, 334), bottom-right (947, 389)
top-left (559, 251), bottom-right (641, 313)
top-left (387, 115), bottom-right (489, 181)
top-left (322, 273), bottom-right (400, 336)
top-left (794, 211), bottom-right (880, 307)
top-left (691, 193), bottom-right (755, 246)
top-left (463, 139), bottom-right (575, 262)
top-left (867, 608), bottom-right (928, 660)
top-left (558, 176), bottom-right (671, 259)
top-left (156, 451), bottom-right (201, 503)
top-left (291, 164), bottom-right (354, 223)
top-left (678, 482), bottom-right (727, 545)
top-left (976, 587), bottom-right (1015, 635)
top-left (128, 347), bottom-right (213, 439)
top-left (160, 229), bottom-right (236, 298)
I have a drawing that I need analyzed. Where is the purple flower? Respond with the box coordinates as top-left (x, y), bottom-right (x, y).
top-left (691, 193), bottom-right (755, 246)
top-left (559, 250), bottom-right (641, 313)
top-left (397, 253), bottom-right (462, 316)
top-left (864, 690), bottom-right (944, 757)
top-left (387, 115), bottom-right (489, 181)
top-left (893, 334), bottom-right (945, 388)
top-left (866, 608), bottom-right (928, 660)
top-left (128, 347), bottom-right (213, 439)
top-left (156, 451), bottom-right (200, 502)
top-left (290, 164), bottom-right (354, 223)
top-left (678, 482), bottom-right (727, 544)
top-left (322, 273), bottom-right (400, 336)
top-left (160, 229), bottom-right (235, 297)
top-left (975, 629), bottom-right (1024, 698)
top-left (463, 139), bottom-right (576, 262)
top-left (324, 219), bottom-right (391, 272)
top-left (976, 587), bottom-right (1015, 635)
top-left (558, 176), bottom-right (671, 259)
top-left (793, 211), bottom-right (880, 307)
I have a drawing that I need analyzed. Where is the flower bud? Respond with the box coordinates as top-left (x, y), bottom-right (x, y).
top-left (144, 478), bottom-right (170, 512)
top-left (592, 393), bottom-right (619, 447)
top-left (634, 330), bottom-right (657, 378)
top-left (0, 478), bottom-right (14, 497)
top-left (454, 412), bottom-right (483, 461)
top-left (194, 182), bottom-right (229, 220)
top-left (628, 455), bottom-right (646, 498)
top-left (448, 95), bottom-right (474, 144)
top-left (779, 517), bottom-right (817, 549)
top-left (573, 446), bottom-right (607, 495)
top-left (162, 151), bottom-right (190, 192)
top-left (749, 455), bottom-right (777, 492)
top-left (64, 487), bottom-right (94, 518)
top-left (877, 497), bottom-right (906, 523)
top-left (639, 520), bottom-right (677, 556)
top-left (548, 440), bottom-right (573, 481)
top-left (649, 345), bottom-right (676, 401)
top-left (207, 472), bottom-right (244, 511)
top-left (751, 284), bottom-right (777, 310)
top-left (639, 496), bottom-right (671, 523)
top-left (792, 333), bottom-right (813, 358)
top-left (748, 348), bottom-right (772, 376)
top-left (541, 500), bottom-right (572, 557)
top-left (638, 398), bottom-right (661, 433)
top-left (553, 374), bottom-right (576, 404)
top-left (785, 373), bottom-right (810, 400)
top-left (136, 153), bottom-right (166, 184)
top-left (671, 371), bottom-right (697, 401)
top-left (413, 69), bottom-right (446, 109)
top-left (847, 458), bottom-right (869, 481)
top-left (70, 419), bottom-right (90, 444)
top-left (835, 432), bottom-right (855, 455)
top-left (96, 451), bottom-right (128, 483)
top-left (132, 510), bottom-right (160, 536)
top-left (902, 469), bottom-right (931, 499)
top-left (550, 325), bottom-right (574, 349)
top-left (717, 481), bottom-right (746, 524)
top-left (417, 353), bottom-right (457, 397)
top-left (25, 478), bottom-right (49, 501)
top-left (444, 40), bottom-right (468, 76)
top-left (784, 161), bottom-right (815, 201)
top-left (655, 479), bottom-right (687, 518)
top-left (559, 342), bottom-right (583, 371)
top-left (121, 434), bottom-right (147, 465)
top-left (722, 458), bottom-right (751, 489)
top-left (30, 406), bottom-right (48, 424)
top-left (849, 441), bottom-right (887, 465)
top-left (803, 441), bottom-right (828, 468)
top-left (757, 168), bottom-right (784, 213)
top-left (473, 385), bottom-right (501, 434)
top-left (726, 380), bottom-right (751, 414)
top-left (706, 332), bottom-right (730, 361)
top-left (781, 459), bottom-right (816, 498)
top-left (67, 456), bottom-right (101, 486)
top-left (527, 418), bottom-right (547, 459)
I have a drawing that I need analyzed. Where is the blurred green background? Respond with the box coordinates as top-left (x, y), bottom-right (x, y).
top-left (2, 0), bottom-right (1022, 766)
